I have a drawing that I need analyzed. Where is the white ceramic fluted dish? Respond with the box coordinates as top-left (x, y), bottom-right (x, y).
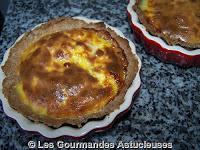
top-left (0, 16), bottom-right (141, 138)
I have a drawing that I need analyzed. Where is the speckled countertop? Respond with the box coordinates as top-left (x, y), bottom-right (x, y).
top-left (0, 0), bottom-right (200, 149)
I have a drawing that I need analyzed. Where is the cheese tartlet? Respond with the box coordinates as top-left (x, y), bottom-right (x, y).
top-left (134, 0), bottom-right (200, 49)
top-left (2, 17), bottom-right (138, 127)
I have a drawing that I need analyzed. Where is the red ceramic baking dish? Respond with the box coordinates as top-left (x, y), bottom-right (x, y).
top-left (127, 0), bottom-right (200, 67)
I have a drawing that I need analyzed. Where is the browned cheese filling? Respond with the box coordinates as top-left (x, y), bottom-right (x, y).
top-left (16, 28), bottom-right (128, 119)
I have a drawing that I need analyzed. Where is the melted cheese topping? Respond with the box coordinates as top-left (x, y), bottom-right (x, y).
top-left (16, 28), bottom-right (128, 119)
top-left (138, 0), bottom-right (200, 47)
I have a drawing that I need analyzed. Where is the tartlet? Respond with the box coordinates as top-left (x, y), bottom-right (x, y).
top-left (1, 17), bottom-right (139, 128)
top-left (127, 0), bottom-right (200, 67)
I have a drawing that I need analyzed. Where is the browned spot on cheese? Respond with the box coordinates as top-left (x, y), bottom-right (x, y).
top-left (96, 49), bottom-right (104, 56)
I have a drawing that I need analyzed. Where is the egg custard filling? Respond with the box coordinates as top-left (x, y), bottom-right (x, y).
top-left (136, 0), bottom-right (200, 49)
top-left (15, 28), bottom-right (128, 120)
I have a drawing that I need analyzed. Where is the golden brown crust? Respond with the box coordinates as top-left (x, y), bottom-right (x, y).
top-left (2, 17), bottom-right (138, 127)
top-left (133, 0), bottom-right (200, 49)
